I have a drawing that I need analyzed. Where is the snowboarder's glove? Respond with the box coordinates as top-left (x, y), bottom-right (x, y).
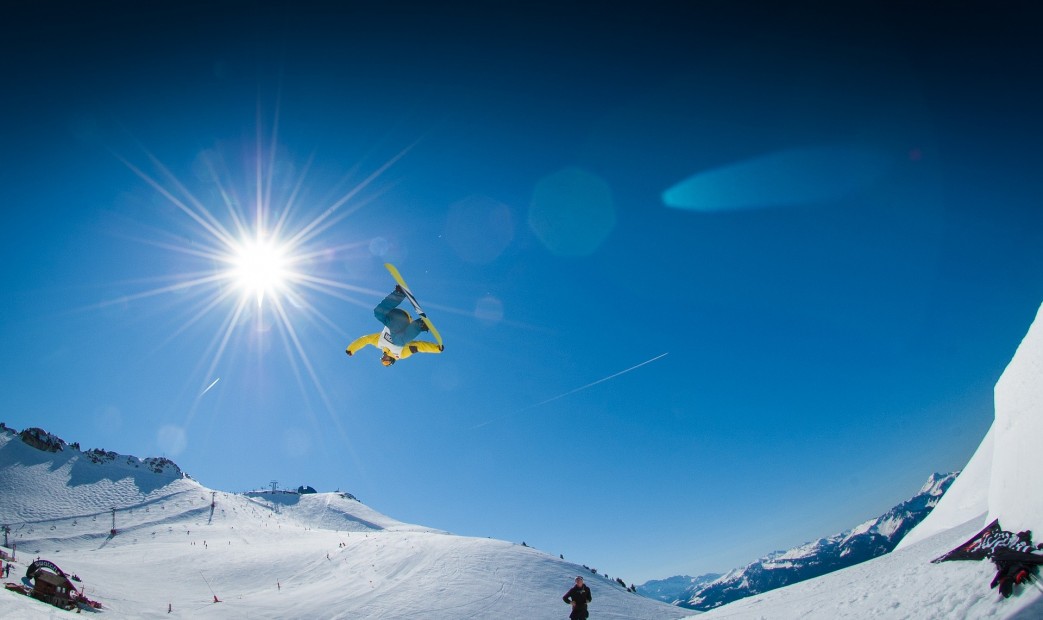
top-left (394, 285), bottom-right (405, 295)
top-left (409, 345), bottom-right (419, 354)
top-left (418, 321), bottom-right (429, 332)
top-left (345, 348), bottom-right (353, 356)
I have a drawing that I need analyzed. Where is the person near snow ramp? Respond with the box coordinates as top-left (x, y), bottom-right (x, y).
top-left (990, 531), bottom-right (1043, 598)
top-left (346, 286), bottom-right (443, 366)
top-left (934, 519), bottom-right (1043, 598)
top-left (563, 576), bottom-right (592, 619)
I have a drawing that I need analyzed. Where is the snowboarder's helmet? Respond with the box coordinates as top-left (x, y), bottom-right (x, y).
top-left (381, 353), bottom-right (396, 366)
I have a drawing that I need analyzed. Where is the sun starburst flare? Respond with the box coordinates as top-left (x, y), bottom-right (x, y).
top-left (227, 235), bottom-right (292, 307)
top-left (102, 120), bottom-right (418, 443)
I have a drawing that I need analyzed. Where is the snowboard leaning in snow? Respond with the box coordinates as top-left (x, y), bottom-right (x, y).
top-left (932, 519), bottom-right (1040, 563)
top-left (384, 263), bottom-right (443, 347)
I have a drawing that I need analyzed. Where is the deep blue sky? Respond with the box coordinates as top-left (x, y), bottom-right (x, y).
top-left (3, 2), bottom-right (1042, 582)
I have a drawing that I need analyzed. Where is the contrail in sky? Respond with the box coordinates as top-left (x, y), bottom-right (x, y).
top-left (472, 352), bottom-right (668, 429)
top-left (201, 378), bottom-right (221, 396)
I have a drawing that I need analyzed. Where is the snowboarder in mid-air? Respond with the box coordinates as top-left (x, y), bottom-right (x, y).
top-left (346, 285), bottom-right (443, 366)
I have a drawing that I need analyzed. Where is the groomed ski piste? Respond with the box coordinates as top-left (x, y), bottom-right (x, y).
top-left (3, 303), bottom-right (1042, 619)
top-left (0, 429), bottom-right (686, 619)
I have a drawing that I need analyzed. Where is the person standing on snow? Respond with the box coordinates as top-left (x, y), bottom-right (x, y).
top-left (346, 285), bottom-right (443, 366)
top-left (563, 576), bottom-right (592, 619)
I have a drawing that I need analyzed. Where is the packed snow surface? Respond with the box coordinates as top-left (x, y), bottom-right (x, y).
top-left (687, 517), bottom-right (1042, 620)
top-left (686, 302), bottom-right (1043, 619)
top-left (0, 431), bottom-right (684, 619)
top-left (3, 302), bottom-right (1041, 618)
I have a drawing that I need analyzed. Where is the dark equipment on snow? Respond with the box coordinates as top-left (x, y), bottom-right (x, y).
top-left (934, 519), bottom-right (1043, 599)
top-left (4, 559), bottom-right (103, 611)
top-left (991, 546), bottom-right (1043, 598)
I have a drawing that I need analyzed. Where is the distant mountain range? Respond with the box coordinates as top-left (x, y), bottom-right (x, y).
top-left (642, 472), bottom-right (957, 612)
top-left (637, 573), bottom-right (721, 604)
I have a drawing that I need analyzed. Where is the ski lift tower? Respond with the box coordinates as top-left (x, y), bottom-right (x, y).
top-left (269, 480), bottom-right (278, 493)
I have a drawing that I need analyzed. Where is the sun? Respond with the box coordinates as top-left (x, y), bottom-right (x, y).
top-left (106, 123), bottom-right (418, 434)
top-left (227, 236), bottom-right (291, 306)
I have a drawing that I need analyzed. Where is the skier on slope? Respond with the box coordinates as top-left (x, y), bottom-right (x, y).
top-left (346, 286), bottom-right (443, 366)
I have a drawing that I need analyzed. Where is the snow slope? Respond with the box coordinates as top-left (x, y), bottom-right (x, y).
top-left (686, 301), bottom-right (1043, 619)
top-left (3, 302), bottom-right (1040, 619)
top-left (680, 473), bottom-right (956, 612)
top-left (0, 429), bottom-right (685, 619)
top-left (901, 301), bottom-right (1043, 549)
top-left (988, 301), bottom-right (1043, 534)
top-left (689, 517), bottom-right (1043, 620)
top-left (895, 427), bottom-right (993, 551)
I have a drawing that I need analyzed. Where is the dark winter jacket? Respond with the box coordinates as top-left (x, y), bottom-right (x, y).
top-left (563, 584), bottom-right (592, 619)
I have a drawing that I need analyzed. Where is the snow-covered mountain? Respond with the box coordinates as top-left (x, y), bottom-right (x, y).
top-left (637, 573), bottom-right (721, 605)
top-left (685, 301), bottom-right (1043, 620)
top-left (674, 472), bottom-right (955, 612)
top-left (4, 302), bottom-right (1042, 620)
top-left (0, 424), bottom-right (686, 619)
